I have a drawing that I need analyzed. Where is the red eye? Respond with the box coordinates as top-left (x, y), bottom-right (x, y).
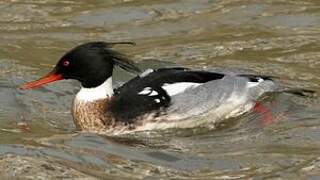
top-left (63, 60), bottom-right (70, 67)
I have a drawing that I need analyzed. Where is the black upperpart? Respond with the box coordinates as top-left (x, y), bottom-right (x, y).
top-left (54, 41), bottom-right (140, 88)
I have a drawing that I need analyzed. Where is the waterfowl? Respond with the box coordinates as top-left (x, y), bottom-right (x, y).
top-left (21, 41), bottom-right (278, 135)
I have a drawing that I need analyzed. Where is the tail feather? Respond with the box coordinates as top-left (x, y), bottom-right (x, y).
top-left (281, 88), bottom-right (316, 97)
top-left (238, 74), bottom-right (275, 82)
top-left (238, 74), bottom-right (316, 98)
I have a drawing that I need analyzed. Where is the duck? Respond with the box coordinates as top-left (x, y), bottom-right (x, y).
top-left (21, 41), bottom-right (279, 135)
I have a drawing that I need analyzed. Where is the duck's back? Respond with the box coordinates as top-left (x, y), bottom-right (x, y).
top-left (108, 68), bottom-right (225, 121)
top-left (108, 68), bottom-right (276, 126)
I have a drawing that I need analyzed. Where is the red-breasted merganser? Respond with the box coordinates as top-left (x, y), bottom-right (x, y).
top-left (21, 41), bottom-right (279, 135)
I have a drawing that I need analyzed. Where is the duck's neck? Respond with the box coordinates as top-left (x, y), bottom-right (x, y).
top-left (75, 77), bottom-right (113, 102)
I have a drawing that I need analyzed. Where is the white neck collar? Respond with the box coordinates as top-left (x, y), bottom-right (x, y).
top-left (75, 77), bottom-right (113, 101)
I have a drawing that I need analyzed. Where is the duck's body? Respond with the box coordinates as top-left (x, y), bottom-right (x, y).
top-left (72, 67), bottom-right (276, 134)
top-left (21, 41), bottom-right (278, 135)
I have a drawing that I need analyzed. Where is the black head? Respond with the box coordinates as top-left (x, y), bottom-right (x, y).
top-left (21, 41), bottom-right (141, 89)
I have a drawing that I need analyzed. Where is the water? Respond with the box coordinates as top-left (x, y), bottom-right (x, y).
top-left (0, 0), bottom-right (319, 179)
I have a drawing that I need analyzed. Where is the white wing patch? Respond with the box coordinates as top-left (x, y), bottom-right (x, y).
top-left (149, 90), bottom-right (158, 96)
top-left (162, 82), bottom-right (201, 96)
top-left (138, 87), bottom-right (159, 96)
top-left (138, 87), bottom-right (152, 95)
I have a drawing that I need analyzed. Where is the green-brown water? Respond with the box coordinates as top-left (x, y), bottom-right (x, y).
top-left (0, 0), bottom-right (319, 179)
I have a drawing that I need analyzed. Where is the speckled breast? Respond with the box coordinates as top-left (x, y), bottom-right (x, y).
top-left (72, 98), bottom-right (114, 132)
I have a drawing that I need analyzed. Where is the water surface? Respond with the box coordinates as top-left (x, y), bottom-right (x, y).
top-left (0, 0), bottom-right (319, 179)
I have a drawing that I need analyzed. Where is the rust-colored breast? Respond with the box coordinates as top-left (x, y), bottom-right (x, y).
top-left (72, 98), bottom-right (114, 133)
top-left (71, 97), bottom-right (169, 134)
